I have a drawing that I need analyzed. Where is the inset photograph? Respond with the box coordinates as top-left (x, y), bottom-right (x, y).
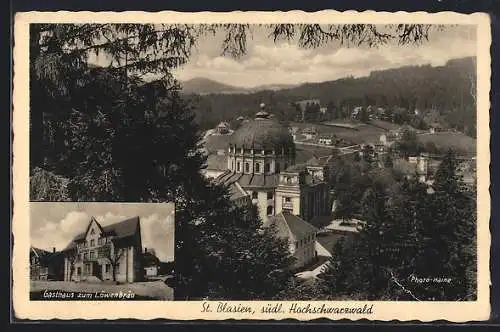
top-left (29, 202), bottom-right (174, 300)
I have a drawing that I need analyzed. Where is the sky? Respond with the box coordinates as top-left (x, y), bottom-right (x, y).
top-left (86, 24), bottom-right (477, 89)
top-left (30, 203), bottom-right (175, 262)
top-left (171, 24), bottom-right (477, 88)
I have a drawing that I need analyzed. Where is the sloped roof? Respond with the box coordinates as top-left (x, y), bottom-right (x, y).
top-left (215, 171), bottom-right (279, 189)
top-left (284, 163), bottom-right (307, 173)
top-left (231, 118), bottom-right (294, 151)
top-left (227, 182), bottom-right (249, 201)
top-left (31, 247), bottom-right (51, 258)
top-left (268, 213), bottom-right (318, 242)
top-left (142, 251), bottom-right (161, 267)
top-left (68, 216), bottom-right (140, 246)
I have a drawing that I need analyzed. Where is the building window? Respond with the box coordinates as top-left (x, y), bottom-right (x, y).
top-left (284, 163), bottom-right (288, 170)
top-left (90, 251), bottom-right (95, 259)
top-left (78, 254), bottom-right (82, 261)
top-left (90, 239), bottom-right (95, 247)
top-left (276, 163), bottom-right (281, 173)
top-left (255, 163), bottom-right (261, 173)
top-left (237, 162), bottom-right (241, 172)
top-left (285, 197), bottom-right (291, 202)
top-left (245, 162), bottom-right (250, 173)
top-left (77, 267), bottom-right (81, 276)
top-left (231, 161), bottom-right (234, 170)
top-left (267, 206), bottom-right (274, 216)
top-left (267, 192), bottom-right (273, 200)
top-left (252, 192), bottom-right (258, 200)
top-left (84, 252), bottom-right (88, 260)
top-left (90, 229), bottom-right (95, 235)
top-left (106, 264), bottom-right (110, 273)
top-left (265, 163), bottom-right (270, 173)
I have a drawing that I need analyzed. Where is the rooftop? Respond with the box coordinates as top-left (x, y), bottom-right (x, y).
top-left (215, 170), bottom-right (280, 189)
top-left (64, 216), bottom-right (140, 250)
top-left (230, 117), bottom-right (295, 151)
top-left (268, 213), bottom-right (318, 242)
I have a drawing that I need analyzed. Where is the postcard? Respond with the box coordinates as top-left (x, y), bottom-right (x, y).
top-left (12, 10), bottom-right (491, 322)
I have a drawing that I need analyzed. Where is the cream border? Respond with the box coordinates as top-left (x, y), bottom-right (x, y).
top-left (12, 10), bottom-right (491, 322)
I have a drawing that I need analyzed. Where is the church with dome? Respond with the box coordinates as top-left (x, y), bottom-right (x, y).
top-left (203, 104), bottom-right (335, 268)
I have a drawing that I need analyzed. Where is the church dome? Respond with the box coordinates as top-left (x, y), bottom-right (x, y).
top-left (230, 117), bottom-right (295, 151)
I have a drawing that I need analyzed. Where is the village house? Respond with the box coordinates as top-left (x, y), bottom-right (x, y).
top-left (30, 247), bottom-right (65, 281)
top-left (63, 216), bottom-right (143, 283)
top-left (268, 213), bottom-right (318, 269)
top-left (142, 248), bottom-right (161, 278)
top-left (429, 122), bottom-right (443, 134)
top-left (302, 126), bottom-right (318, 139)
top-left (318, 134), bottom-right (337, 146)
top-left (212, 106), bottom-right (333, 225)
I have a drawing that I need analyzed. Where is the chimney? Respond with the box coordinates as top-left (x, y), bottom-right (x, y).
top-left (53, 247), bottom-right (56, 253)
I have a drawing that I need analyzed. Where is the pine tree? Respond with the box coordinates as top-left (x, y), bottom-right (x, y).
top-left (175, 179), bottom-right (295, 300)
top-left (417, 149), bottom-right (477, 300)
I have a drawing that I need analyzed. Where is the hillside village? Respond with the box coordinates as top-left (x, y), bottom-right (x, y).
top-left (201, 101), bottom-right (477, 280)
top-left (28, 22), bottom-right (479, 303)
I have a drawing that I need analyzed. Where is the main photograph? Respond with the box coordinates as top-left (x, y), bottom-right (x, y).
top-left (29, 23), bottom-right (478, 302)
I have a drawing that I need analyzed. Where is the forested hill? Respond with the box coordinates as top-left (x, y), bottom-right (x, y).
top-left (184, 56), bottom-right (476, 136)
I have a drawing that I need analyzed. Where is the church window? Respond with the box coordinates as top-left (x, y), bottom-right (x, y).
top-left (245, 162), bottom-right (250, 173)
top-left (264, 163), bottom-right (270, 173)
top-left (252, 192), bottom-right (258, 200)
top-left (266, 206), bottom-right (274, 216)
top-left (276, 163), bottom-right (281, 173)
top-left (255, 163), bottom-right (261, 173)
top-left (267, 192), bottom-right (273, 200)
top-left (237, 162), bottom-right (241, 172)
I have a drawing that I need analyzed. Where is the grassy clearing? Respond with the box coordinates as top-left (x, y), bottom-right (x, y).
top-left (418, 132), bottom-right (476, 155)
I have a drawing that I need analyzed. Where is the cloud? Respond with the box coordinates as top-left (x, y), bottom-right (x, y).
top-left (31, 205), bottom-right (174, 262)
top-left (175, 26), bottom-right (477, 88)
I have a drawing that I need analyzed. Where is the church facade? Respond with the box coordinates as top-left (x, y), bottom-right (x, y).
top-left (206, 105), bottom-right (334, 269)
top-left (212, 107), bottom-right (332, 225)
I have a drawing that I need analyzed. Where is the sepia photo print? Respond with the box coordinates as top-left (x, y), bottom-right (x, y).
top-left (13, 11), bottom-right (490, 321)
top-left (29, 203), bottom-right (175, 300)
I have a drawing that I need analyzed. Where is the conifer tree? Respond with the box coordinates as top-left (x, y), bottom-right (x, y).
top-left (175, 179), bottom-right (295, 300)
top-left (417, 149), bottom-right (476, 300)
